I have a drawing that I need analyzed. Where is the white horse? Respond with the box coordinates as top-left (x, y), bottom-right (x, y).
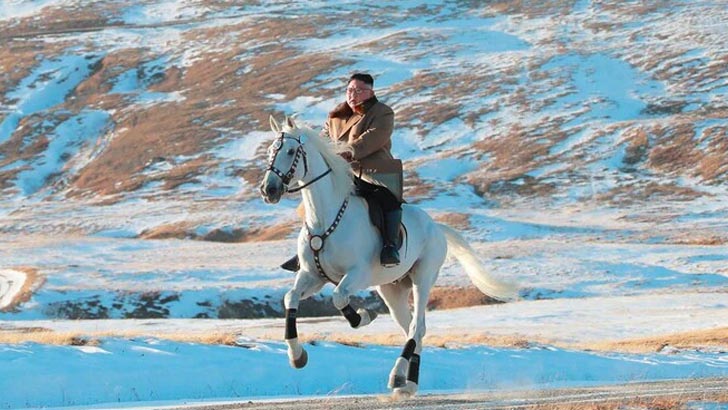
top-left (259, 116), bottom-right (517, 397)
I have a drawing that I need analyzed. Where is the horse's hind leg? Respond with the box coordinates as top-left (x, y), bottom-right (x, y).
top-left (377, 278), bottom-right (413, 390)
top-left (284, 271), bottom-right (324, 369)
top-left (377, 277), bottom-right (413, 334)
top-left (393, 239), bottom-right (446, 398)
top-left (390, 280), bottom-right (432, 398)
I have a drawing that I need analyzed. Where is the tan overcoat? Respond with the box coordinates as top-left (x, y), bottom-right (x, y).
top-left (323, 97), bottom-right (403, 202)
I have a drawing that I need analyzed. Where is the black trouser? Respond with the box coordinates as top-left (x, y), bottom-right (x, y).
top-left (355, 177), bottom-right (402, 265)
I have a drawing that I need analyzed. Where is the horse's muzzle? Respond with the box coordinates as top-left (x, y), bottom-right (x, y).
top-left (260, 173), bottom-right (284, 204)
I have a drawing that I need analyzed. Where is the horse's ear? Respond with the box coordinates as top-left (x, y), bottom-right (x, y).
top-left (286, 115), bottom-right (298, 129)
top-left (269, 115), bottom-right (280, 133)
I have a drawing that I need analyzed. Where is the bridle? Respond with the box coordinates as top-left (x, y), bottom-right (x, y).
top-left (264, 132), bottom-right (332, 194)
top-left (263, 131), bottom-right (347, 284)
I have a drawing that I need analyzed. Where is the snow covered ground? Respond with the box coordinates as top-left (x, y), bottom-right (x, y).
top-left (0, 229), bottom-right (726, 409)
top-left (1, 335), bottom-right (726, 410)
top-left (0, 269), bottom-right (26, 310)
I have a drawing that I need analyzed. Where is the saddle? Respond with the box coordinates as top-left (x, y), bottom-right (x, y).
top-left (357, 192), bottom-right (404, 251)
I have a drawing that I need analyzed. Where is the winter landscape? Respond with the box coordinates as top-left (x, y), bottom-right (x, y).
top-left (0, 1), bottom-right (727, 409)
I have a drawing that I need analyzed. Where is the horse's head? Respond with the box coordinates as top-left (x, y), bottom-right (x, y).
top-left (260, 115), bottom-right (354, 204)
top-left (259, 116), bottom-right (309, 203)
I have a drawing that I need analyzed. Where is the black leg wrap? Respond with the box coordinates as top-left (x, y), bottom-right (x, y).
top-left (341, 305), bottom-right (361, 328)
top-left (285, 309), bottom-right (298, 340)
top-left (407, 353), bottom-right (420, 384)
top-left (281, 255), bottom-right (300, 272)
top-left (401, 338), bottom-right (416, 360)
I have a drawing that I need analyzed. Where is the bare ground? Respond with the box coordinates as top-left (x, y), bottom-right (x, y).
top-left (155, 378), bottom-right (728, 410)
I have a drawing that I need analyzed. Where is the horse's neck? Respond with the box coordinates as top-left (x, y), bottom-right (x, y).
top-left (300, 154), bottom-right (348, 232)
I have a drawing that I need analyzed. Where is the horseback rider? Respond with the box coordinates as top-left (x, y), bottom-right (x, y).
top-left (281, 72), bottom-right (404, 271)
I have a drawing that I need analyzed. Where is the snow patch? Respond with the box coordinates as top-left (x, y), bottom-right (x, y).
top-left (0, 269), bottom-right (27, 310)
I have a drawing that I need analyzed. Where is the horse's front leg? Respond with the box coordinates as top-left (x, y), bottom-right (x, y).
top-left (284, 270), bottom-right (324, 369)
top-left (332, 267), bottom-right (377, 329)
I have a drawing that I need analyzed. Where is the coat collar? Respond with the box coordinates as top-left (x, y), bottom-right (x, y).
top-left (358, 96), bottom-right (379, 114)
top-left (328, 96), bottom-right (379, 119)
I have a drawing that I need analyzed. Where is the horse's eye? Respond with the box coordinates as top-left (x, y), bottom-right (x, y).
top-left (287, 148), bottom-right (296, 156)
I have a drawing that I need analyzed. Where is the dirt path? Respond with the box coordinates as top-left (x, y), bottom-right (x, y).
top-left (161, 378), bottom-right (727, 410)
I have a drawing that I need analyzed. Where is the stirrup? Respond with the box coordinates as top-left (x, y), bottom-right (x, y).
top-left (380, 245), bottom-right (400, 267)
top-left (281, 255), bottom-right (300, 272)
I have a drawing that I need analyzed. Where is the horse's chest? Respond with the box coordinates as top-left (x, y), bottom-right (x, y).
top-left (302, 233), bottom-right (373, 284)
top-left (312, 240), bottom-right (362, 281)
top-left (305, 247), bottom-right (344, 284)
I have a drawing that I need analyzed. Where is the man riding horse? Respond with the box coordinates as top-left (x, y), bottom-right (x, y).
top-left (261, 103), bottom-right (517, 396)
top-left (281, 72), bottom-right (403, 271)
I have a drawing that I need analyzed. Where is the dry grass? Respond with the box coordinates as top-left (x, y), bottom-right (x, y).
top-left (597, 181), bottom-right (702, 206)
top-left (402, 172), bottom-right (435, 202)
top-left (622, 127), bottom-right (650, 166)
top-left (139, 220), bottom-right (295, 242)
top-left (0, 329), bottom-right (239, 346)
top-left (432, 212), bottom-right (472, 230)
top-left (0, 305), bottom-right (530, 347)
top-left (670, 233), bottom-right (727, 246)
top-left (695, 123), bottom-right (728, 181)
top-left (648, 124), bottom-right (701, 174)
top-left (486, 1), bottom-right (576, 18)
top-left (427, 285), bottom-right (500, 309)
top-left (139, 222), bottom-right (193, 240)
top-left (529, 393), bottom-right (728, 410)
top-left (0, 4), bottom-right (113, 39)
top-left (580, 327), bottom-right (728, 354)
top-left (293, 332), bottom-right (532, 350)
top-left (2, 325), bottom-right (727, 356)
top-left (0, 330), bottom-right (101, 346)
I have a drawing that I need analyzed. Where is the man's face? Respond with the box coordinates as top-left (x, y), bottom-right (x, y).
top-left (346, 79), bottom-right (373, 110)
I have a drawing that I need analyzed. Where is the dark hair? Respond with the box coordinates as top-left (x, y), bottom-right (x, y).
top-left (349, 73), bottom-right (374, 87)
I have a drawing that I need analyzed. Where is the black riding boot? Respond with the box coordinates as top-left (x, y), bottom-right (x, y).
top-left (380, 209), bottom-right (402, 267)
top-left (281, 255), bottom-right (299, 272)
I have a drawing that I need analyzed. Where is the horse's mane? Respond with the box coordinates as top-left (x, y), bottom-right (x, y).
top-left (282, 122), bottom-right (354, 200)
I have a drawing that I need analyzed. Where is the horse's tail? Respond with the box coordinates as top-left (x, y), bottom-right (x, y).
top-left (437, 223), bottom-right (519, 302)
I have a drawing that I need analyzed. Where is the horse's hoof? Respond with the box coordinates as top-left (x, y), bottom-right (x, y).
top-left (289, 348), bottom-right (308, 369)
top-left (388, 356), bottom-right (409, 388)
top-left (355, 308), bottom-right (377, 328)
top-left (392, 387), bottom-right (414, 400)
top-left (368, 309), bottom-right (378, 321)
top-left (392, 381), bottom-right (418, 399)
